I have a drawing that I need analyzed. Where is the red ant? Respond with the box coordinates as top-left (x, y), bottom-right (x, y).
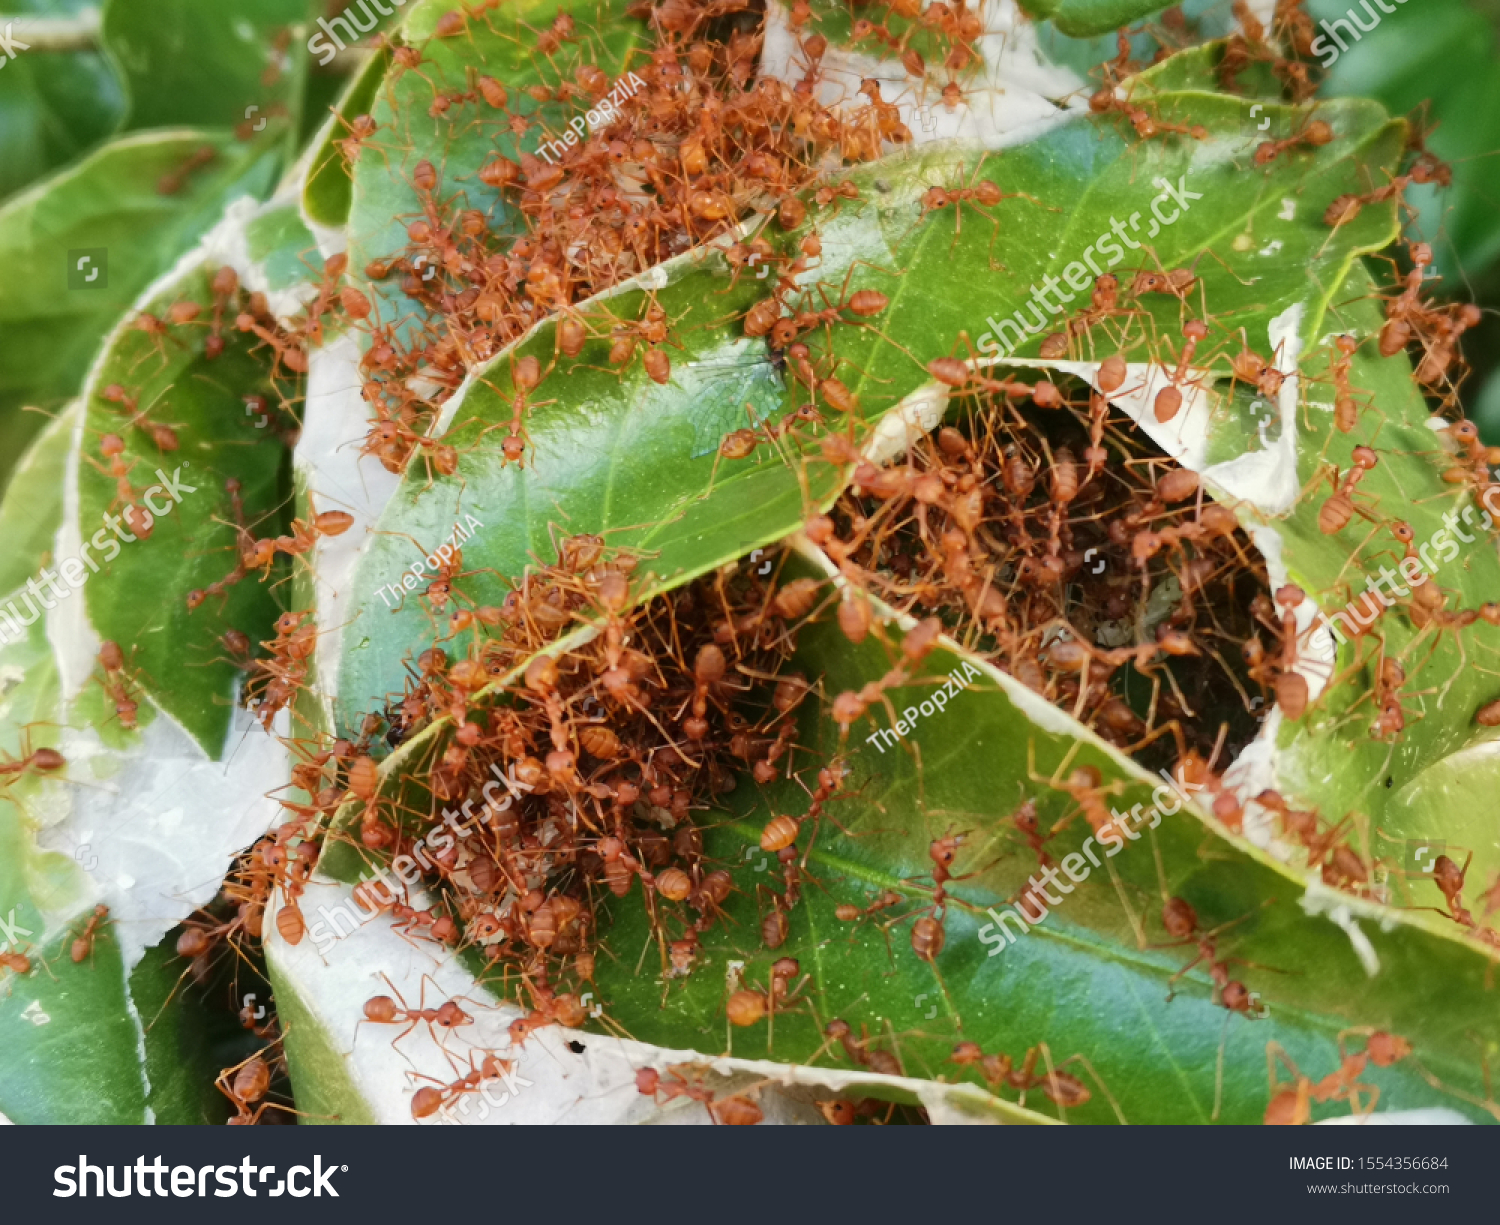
top-left (70, 904), bottom-right (111, 964)
top-left (0, 734), bottom-right (66, 791)
top-left (356, 973), bottom-right (477, 1059)
top-left (96, 640), bottom-right (140, 729)
top-left (1314, 445), bottom-right (1379, 534)
top-left (1254, 117), bottom-right (1333, 165)
top-left (88, 434), bottom-right (154, 539)
top-left (1156, 896), bottom-right (1275, 1016)
top-left (409, 1052), bottom-right (516, 1120)
top-left (917, 159), bottom-right (1044, 266)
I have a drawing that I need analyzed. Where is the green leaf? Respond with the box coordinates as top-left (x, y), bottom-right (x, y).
top-left (300, 45), bottom-right (389, 228)
top-left (331, 246), bottom-right (832, 730)
top-left (100, 0), bottom-right (311, 134)
top-left (1038, 0), bottom-right (1174, 38)
top-left (332, 90), bottom-right (1405, 726)
top-left (243, 198), bottom-right (321, 292)
top-left (0, 920), bottom-right (148, 1123)
top-left (0, 3), bottom-right (124, 204)
top-left (1314, 0), bottom-right (1500, 280)
top-left (130, 936), bottom-right (248, 1124)
top-left (0, 464), bottom-right (133, 1120)
top-left (272, 22), bottom-right (1500, 1124)
top-left (268, 875), bottom-right (1047, 1124)
top-left (1248, 260), bottom-right (1500, 917)
top-left (586, 549), bottom-right (1500, 1124)
top-left (76, 259), bottom-right (291, 755)
top-left (0, 407), bottom-right (75, 596)
top-left (0, 129), bottom-right (282, 468)
top-left (341, 0), bottom-right (649, 343)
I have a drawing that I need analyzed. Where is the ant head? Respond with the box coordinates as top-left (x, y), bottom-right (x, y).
top-left (1351, 445), bottom-right (1378, 469)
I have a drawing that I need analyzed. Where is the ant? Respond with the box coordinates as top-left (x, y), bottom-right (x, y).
top-left (635, 1064), bottom-right (725, 1116)
top-left (1309, 1029), bottom-right (1413, 1113)
top-left (217, 1052), bottom-right (278, 1125)
top-left (88, 434), bottom-right (154, 539)
top-left (0, 937), bottom-right (51, 979)
top-left (1088, 84), bottom-right (1209, 143)
top-left (356, 973), bottom-right (477, 1061)
top-left (96, 640), bottom-right (140, 729)
top-left (901, 831), bottom-right (973, 965)
top-left (916, 159), bottom-right (1045, 266)
top-left (767, 269), bottom-right (891, 351)
top-left (718, 403), bottom-right (824, 461)
top-left (70, 904), bottom-right (111, 964)
top-left (1254, 117), bottom-right (1333, 165)
top-left (156, 144), bottom-right (217, 196)
top-left (950, 1039), bottom-right (1125, 1121)
top-left (1010, 795), bottom-right (1056, 868)
top-left (1314, 445), bottom-right (1379, 534)
top-left (1421, 852), bottom-right (1477, 928)
top-left (0, 734), bottom-right (67, 791)
top-left (1025, 740), bottom-right (1125, 843)
top-left (1264, 1030), bottom-right (1412, 1122)
top-left (1156, 896), bottom-right (1272, 1016)
top-left (1325, 334), bottom-right (1372, 433)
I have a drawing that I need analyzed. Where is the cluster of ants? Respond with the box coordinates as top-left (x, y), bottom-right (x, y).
top-left (35, 0), bottom-right (1494, 1127)
top-left (194, 542), bottom-right (854, 1121)
top-left (83, 260), bottom-right (329, 581)
top-left (815, 378), bottom-right (1277, 774)
top-left (330, 0), bottom-right (995, 469)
